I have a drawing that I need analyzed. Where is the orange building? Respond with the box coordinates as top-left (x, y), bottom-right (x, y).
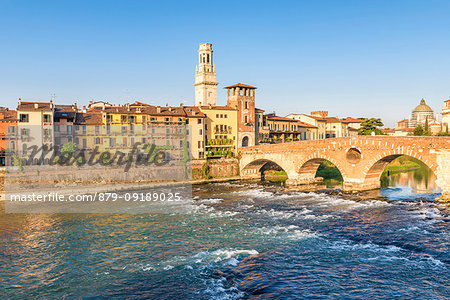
top-left (0, 108), bottom-right (18, 166)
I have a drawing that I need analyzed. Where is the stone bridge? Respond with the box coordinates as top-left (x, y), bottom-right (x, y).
top-left (240, 136), bottom-right (450, 196)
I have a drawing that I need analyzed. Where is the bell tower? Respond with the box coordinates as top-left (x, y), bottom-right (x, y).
top-left (225, 83), bottom-right (257, 147)
top-left (194, 43), bottom-right (218, 106)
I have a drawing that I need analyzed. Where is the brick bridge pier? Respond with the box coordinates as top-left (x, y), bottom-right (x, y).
top-left (240, 136), bottom-right (450, 197)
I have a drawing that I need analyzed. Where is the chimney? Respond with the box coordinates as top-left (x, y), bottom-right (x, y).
top-left (180, 103), bottom-right (184, 107)
top-left (157, 106), bottom-right (161, 113)
top-left (209, 104), bottom-right (212, 109)
top-left (18, 98), bottom-right (21, 105)
top-left (82, 106), bottom-right (87, 113)
top-left (34, 103), bottom-right (39, 109)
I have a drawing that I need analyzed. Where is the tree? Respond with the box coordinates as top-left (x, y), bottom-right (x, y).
top-left (358, 118), bottom-right (385, 135)
top-left (61, 142), bottom-right (78, 158)
top-left (413, 124), bottom-right (424, 136)
top-left (423, 118), bottom-right (431, 136)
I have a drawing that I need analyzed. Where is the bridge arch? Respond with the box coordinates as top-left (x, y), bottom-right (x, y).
top-left (241, 159), bottom-right (287, 180)
top-left (297, 153), bottom-right (347, 181)
top-left (362, 151), bottom-right (439, 190)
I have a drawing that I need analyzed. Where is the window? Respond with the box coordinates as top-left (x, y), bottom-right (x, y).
top-left (95, 137), bottom-right (101, 145)
top-left (224, 114), bottom-right (227, 118)
top-left (43, 128), bottom-right (51, 137)
top-left (123, 137), bottom-right (127, 147)
top-left (19, 114), bottom-right (29, 123)
top-left (43, 114), bottom-right (51, 123)
top-left (197, 119), bottom-right (202, 124)
top-left (109, 138), bottom-right (115, 147)
top-left (150, 117), bottom-right (156, 122)
top-left (199, 129), bottom-right (202, 135)
top-left (186, 119), bottom-right (189, 124)
top-left (54, 125), bottom-right (60, 132)
top-left (75, 125), bottom-right (80, 131)
top-left (178, 118), bottom-right (183, 122)
top-left (67, 125), bottom-right (72, 134)
top-left (220, 114), bottom-right (223, 118)
top-left (95, 126), bottom-right (100, 135)
top-left (122, 126), bottom-right (127, 134)
top-left (165, 117), bottom-right (170, 122)
top-left (82, 139), bottom-right (87, 148)
top-left (216, 114), bottom-right (219, 118)
top-left (245, 102), bottom-right (248, 109)
top-left (130, 124), bottom-right (134, 134)
top-left (245, 116), bottom-right (248, 123)
top-left (198, 141), bottom-right (202, 148)
top-left (82, 125), bottom-right (86, 134)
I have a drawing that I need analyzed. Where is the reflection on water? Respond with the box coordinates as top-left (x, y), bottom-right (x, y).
top-left (381, 165), bottom-right (440, 194)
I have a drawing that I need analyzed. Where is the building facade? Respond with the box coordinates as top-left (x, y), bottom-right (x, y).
top-left (442, 99), bottom-right (450, 131)
top-left (199, 105), bottom-right (238, 158)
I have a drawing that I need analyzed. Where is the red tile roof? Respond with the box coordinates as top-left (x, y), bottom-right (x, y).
top-left (267, 116), bottom-right (317, 128)
top-left (75, 112), bottom-right (103, 125)
top-left (325, 117), bottom-right (342, 123)
top-left (0, 110), bottom-right (18, 122)
top-left (297, 121), bottom-right (318, 128)
top-left (267, 116), bottom-right (299, 122)
top-left (17, 101), bottom-right (53, 111)
top-left (184, 106), bottom-right (206, 118)
top-left (224, 83), bottom-right (257, 89)
top-left (308, 115), bottom-right (326, 121)
top-left (341, 117), bottom-right (362, 123)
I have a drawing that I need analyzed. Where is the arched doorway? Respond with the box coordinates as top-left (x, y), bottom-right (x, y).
top-left (242, 136), bottom-right (249, 147)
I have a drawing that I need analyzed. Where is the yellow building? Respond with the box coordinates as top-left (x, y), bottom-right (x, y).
top-left (184, 106), bottom-right (206, 159)
top-left (199, 105), bottom-right (238, 158)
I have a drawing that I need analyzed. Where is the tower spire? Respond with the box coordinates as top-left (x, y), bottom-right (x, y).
top-left (194, 43), bottom-right (218, 106)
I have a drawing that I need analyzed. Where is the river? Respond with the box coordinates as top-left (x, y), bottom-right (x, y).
top-left (0, 168), bottom-right (449, 299)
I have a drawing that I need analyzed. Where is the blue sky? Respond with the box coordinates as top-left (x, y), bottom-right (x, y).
top-left (1, 0), bottom-right (449, 127)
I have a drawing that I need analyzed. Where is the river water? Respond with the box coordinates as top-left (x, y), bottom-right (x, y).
top-left (0, 170), bottom-right (449, 299)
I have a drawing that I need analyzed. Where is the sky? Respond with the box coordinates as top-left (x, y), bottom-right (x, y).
top-left (1, 0), bottom-right (449, 127)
